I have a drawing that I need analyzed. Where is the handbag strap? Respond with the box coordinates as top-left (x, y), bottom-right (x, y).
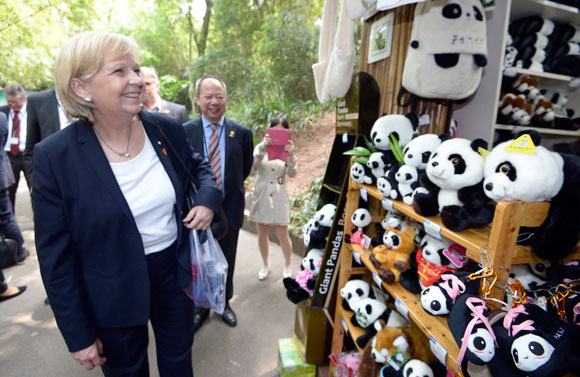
top-left (153, 121), bottom-right (199, 193)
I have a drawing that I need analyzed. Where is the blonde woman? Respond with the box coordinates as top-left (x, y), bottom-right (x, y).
top-left (33, 32), bottom-right (221, 376)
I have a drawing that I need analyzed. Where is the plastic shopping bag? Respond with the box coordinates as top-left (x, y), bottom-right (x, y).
top-left (184, 229), bottom-right (228, 315)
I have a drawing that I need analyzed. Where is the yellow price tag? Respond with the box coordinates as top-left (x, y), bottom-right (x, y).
top-left (505, 134), bottom-right (536, 154)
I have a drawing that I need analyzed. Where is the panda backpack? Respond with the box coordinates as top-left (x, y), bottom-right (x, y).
top-left (401, 0), bottom-right (488, 100)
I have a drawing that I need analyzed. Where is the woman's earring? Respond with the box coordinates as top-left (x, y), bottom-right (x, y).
top-left (84, 96), bottom-right (92, 103)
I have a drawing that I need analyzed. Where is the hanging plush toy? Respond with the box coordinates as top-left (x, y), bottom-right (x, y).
top-left (413, 137), bottom-right (495, 232)
top-left (492, 303), bottom-right (580, 376)
top-left (420, 272), bottom-right (480, 316)
top-left (370, 221), bottom-right (417, 284)
top-left (483, 130), bottom-right (580, 260)
top-left (400, 234), bottom-right (467, 294)
top-left (283, 249), bottom-right (324, 304)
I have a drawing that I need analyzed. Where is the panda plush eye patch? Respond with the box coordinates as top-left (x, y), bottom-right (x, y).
top-left (441, 4), bottom-right (483, 22)
top-left (495, 161), bottom-right (517, 182)
top-left (448, 153), bottom-right (466, 174)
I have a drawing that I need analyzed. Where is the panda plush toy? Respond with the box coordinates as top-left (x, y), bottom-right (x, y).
top-left (351, 161), bottom-right (377, 186)
top-left (345, 207), bottom-right (373, 250)
top-left (402, 0), bottom-right (488, 100)
top-left (393, 164), bottom-right (419, 205)
top-left (400, 234), bottom-right (467, 294)
top-left (340, 278), bottom-right (386, 312)
top-left (420, 271), bottom-right (480, 316)
top-left (350, 297), bottom-right (408, 348)
top-left (413, 137), bottom-right (495, 232)
top-left (369, 113), bottom-right (419, 179)
top-left (367, 152), bottom-right (393, 182)
top-left (305, 203), bottom-right (337, 249)
top-left (483, 130), bottom-right (580, 260)
top-left (283, 248), bottom-right (324, 304)
top-left (301, 218), bottom-right (319, 248)
top-left (403, 133), bottom-right (449, 197)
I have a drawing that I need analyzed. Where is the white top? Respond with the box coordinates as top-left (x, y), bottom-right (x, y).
top-left (4, 102), bottom-right (27, 153)
top-left (110, 132), bottom-right (177, 255)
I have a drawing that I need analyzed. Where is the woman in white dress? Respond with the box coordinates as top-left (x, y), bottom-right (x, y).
top-left (249, 118), bottom-right (297, 280)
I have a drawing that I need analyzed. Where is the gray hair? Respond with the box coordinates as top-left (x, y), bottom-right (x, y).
top-left (195, 75), bottom-right (227, 95)
top-left (140, 66), bottom-right (159, 85)
top-left (3, 83), bottom-right (26, 99)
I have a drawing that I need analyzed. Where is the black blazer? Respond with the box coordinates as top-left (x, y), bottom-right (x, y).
top-left (24, 89), bottom-right (61, 183)
top-left (183, 117), bottom-right (253, 230)
top-left (33, 110), bottom-right (222, 352)
top-left (0, 113), bottom-right (15, 190)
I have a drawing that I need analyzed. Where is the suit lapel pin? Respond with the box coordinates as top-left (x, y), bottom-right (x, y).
top-left (229, 130), bottom-right (235, 138)
top-left (162, 148), bottom-right (167, 156)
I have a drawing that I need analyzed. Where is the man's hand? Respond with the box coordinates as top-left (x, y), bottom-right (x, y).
top-left (183, 205), bottom-right (215, 230)
top-left (71, 338), bottom-right (106, 370)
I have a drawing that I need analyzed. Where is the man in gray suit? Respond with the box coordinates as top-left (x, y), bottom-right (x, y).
top-left (140, 67), bottom-right (189, 123)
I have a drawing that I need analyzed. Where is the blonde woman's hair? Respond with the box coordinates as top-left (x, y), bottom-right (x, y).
top-left (54, 31), bottom-right (140, 122)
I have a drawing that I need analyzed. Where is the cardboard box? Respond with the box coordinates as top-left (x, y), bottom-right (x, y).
top-left (278, 338), bottom-right (316, 377)
top-left (294, 300), bottom-right (331, 365)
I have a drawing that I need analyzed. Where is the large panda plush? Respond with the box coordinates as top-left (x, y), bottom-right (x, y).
top-left (413, 137), bottom-right (494, 232)
top-left (483, 130), bottom-right (580, 260)
top-left (305, 203), bottom-right (337, 249)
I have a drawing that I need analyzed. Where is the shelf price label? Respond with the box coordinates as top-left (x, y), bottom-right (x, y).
top-left (382, 197), bottom-right (394, 212)
top-left (372, 272), bottom-right (384, 288)
top-left (342, 132), bottom-right (349, 144)
top-left (341, 318), bottom-right (349, 334)
top-left (429, 336), bottom-right (448, 366)
top-left (352, 251), bottom-right (362, 265)
top-left (360, 187), bottom-right (368, 202)
top-left (503, 66), bottom-right (518, 78)
top-left (424, 219), bottom-right (442, 241)
top-left (394, 298), bottom-right (410, 321)
top-left (418, 114), bottom-right (431, 127)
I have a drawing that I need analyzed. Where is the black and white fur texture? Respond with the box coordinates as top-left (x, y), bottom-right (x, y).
top-left (412, 137), bottom-right (494, 232)
top-left (340, 278), bottom-right (386, 312)
top-left (483, 130), bottom-right (580, 260)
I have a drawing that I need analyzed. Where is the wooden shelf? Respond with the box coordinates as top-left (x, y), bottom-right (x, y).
top-left (354, 182), bottom-right (580, 264)
top-left (338, 305), bottom-right (366, 353)
top-left (353, 245), bottom-right (460, 371)
top-left (494, 123), bottom-right (580, 137)
top-left (511, 0), bottom-right (580, 24)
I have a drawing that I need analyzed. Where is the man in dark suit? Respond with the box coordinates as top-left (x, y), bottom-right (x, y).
top-left (1, 83), bottom-right (31, 216)
top-left (183, 75), bottom-right (253, 330)
top-left (140, 67), bottom-right (189, 123)
top-left (24, 89), bottom-right (68, 186)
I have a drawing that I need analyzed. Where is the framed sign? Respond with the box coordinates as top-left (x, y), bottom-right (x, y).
top-left (368, 12), bottom-right (394, 64)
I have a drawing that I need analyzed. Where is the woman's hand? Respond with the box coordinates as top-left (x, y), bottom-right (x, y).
top-left (71, 338), bottom-right (107, 370)
top-left (263, 133), bottom-right (272, 147)
top-left (183, 205), bottom-right (215, 230)
top-left (285, 140), bottom-right (295, 156)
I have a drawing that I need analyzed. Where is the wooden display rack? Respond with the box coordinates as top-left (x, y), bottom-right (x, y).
top-left (330, 177), bottom-right (580, 374)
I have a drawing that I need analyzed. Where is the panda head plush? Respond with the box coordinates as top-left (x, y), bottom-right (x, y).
top-left (301, 248), bottom-right (324, 274)
top-left (420, 272), bottom-right (479, 316)
top-left (315, 203), bottom-right (337, 228)
top-left (427, 137), bottom-right (487, 190)
top-left (483, 130), bottom-right (564, 202)
top-left (282, 248), bottom-right (324, 304)
top-left (345, 205), bottom-right (373, 248)
top-left (494, 303), bottom-right (578, 376)
top-left (302, 218), bottom-right (319, 247)
top-left (403, 133), bottom-right (449, 170)
top-left (370, 113), bottom-right (418, 151)
top-left (351, 161), bottom-right (377, 185)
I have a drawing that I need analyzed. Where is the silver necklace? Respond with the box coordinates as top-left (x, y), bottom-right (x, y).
top-left (94, 123), bottom-right (132, 158)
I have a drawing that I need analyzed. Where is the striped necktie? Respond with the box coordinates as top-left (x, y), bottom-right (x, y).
top-left (10, 111), bottom-right (20, 156)
top-left (208, 124), bottom-right (223, 191)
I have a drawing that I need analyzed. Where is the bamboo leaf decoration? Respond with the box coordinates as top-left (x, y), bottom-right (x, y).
top-left (389, 134), bottom-right (405, 165)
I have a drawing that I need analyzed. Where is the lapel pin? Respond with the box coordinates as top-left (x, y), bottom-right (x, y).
top-left (157, 141), bottom-right (162, 145)
top-left (229, 130), bottom-right (235, 137)
top-left (162, 148), bottom-right (167, 156)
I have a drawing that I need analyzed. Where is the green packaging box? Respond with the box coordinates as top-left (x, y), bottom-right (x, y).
top-left (278, 338), bottom-right (316, 377)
